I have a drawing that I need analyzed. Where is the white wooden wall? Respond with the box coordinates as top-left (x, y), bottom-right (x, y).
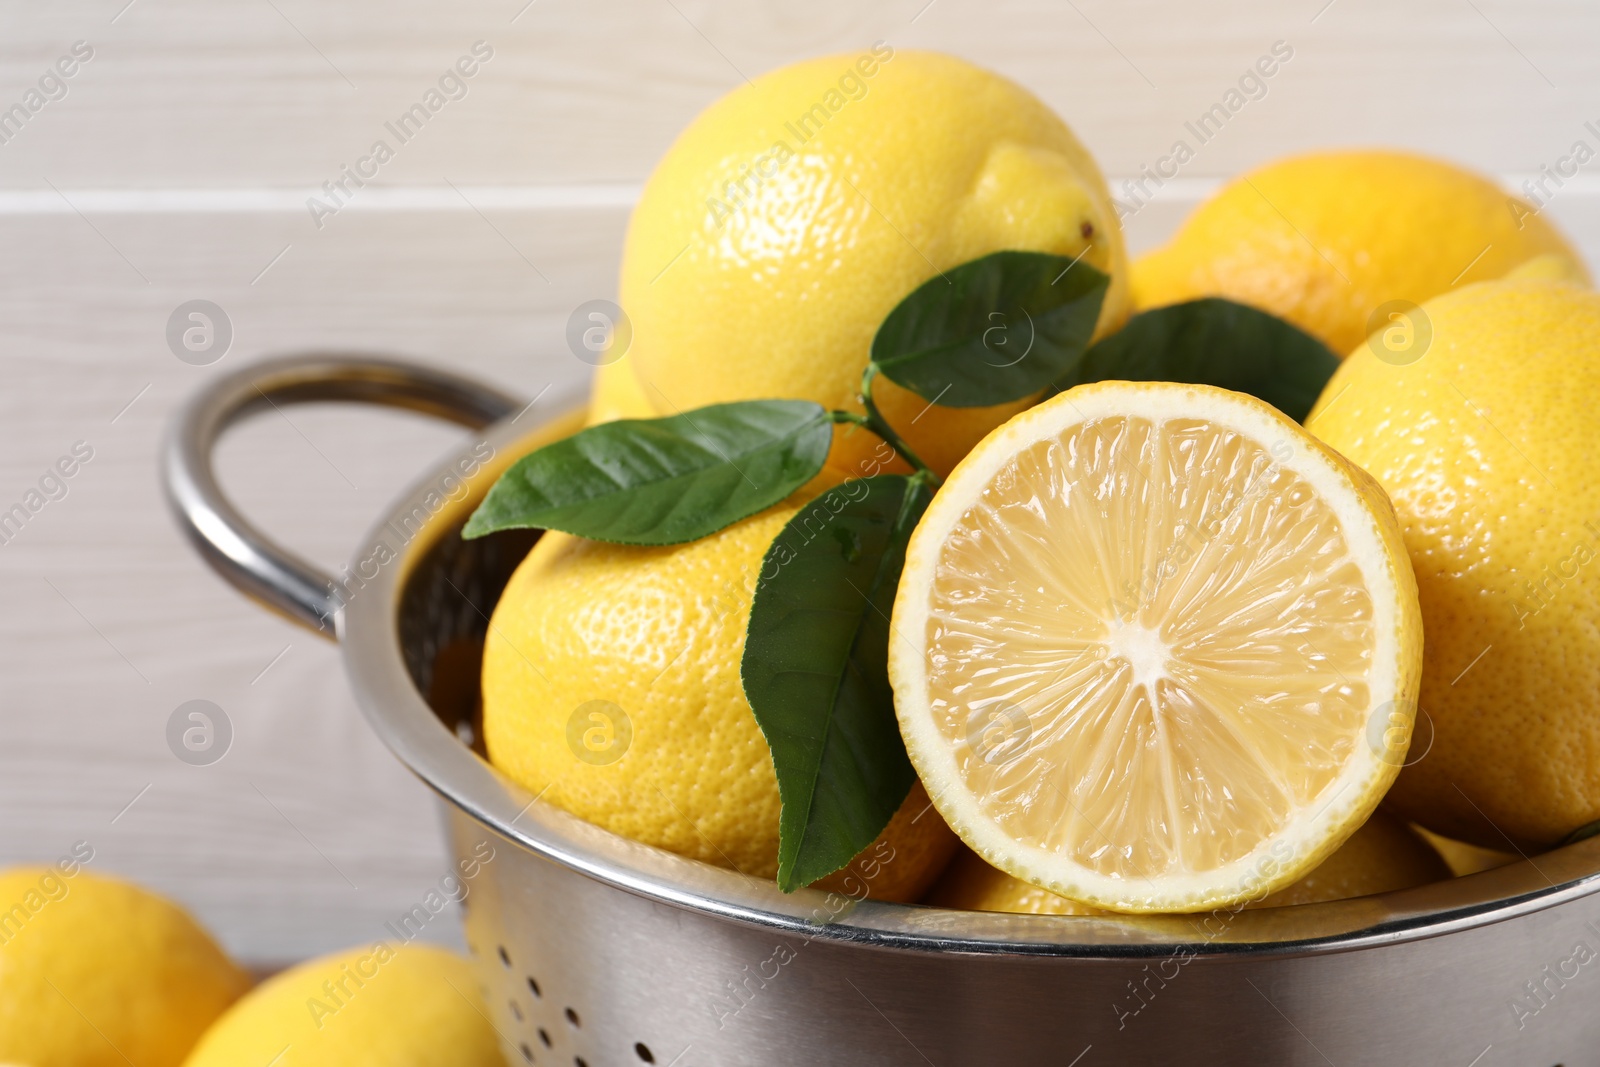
top-left (3, 0), bottom-right (1598, 965)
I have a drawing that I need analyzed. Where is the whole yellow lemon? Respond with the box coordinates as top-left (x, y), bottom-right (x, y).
top-left (927, 810), bottom-right (1447, 914)
top-left (0, 865), bottom-right (250, 1067)
top-left (1132, 149), bottom-right (1588, 356)
top-left (1412, 826), bottom-right (1518, 877)
top-left (594, 48), bottom-right (1129, 476)
top-left (183, 943), bottom-right (504, 1067)
top-left (482, 499), bottom-right (956, 899)
top-left (1309, 278), bottom-right (1600, 848)
top-left (1253, 809), bottom-right (1448, 908)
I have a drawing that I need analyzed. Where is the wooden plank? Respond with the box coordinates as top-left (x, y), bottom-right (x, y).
top-left (0, 0), bottom-right (1596, 187)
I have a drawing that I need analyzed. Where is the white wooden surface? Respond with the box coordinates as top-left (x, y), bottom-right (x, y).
top-left (2, 0), bottom-right (1598, 964)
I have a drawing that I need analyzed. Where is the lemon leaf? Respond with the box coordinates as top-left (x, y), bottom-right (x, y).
top-left (870, 250), bottom-right (1110, 408)
top-left (742, 474), bottom-right (931, 891)
top-left (462, 400), bottom-right (833, 545)
top-left (1056, 298), bottom-right (1341, 423)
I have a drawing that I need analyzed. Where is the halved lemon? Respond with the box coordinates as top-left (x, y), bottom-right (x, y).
top-left (889, 381), bottom-right (1422, 912)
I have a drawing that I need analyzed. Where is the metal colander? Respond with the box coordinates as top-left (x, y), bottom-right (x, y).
top-left (166, 355), bottom-right (1600, 1066)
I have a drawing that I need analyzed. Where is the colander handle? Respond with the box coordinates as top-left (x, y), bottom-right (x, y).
top-left (162, 354), bottom-right (523, 640)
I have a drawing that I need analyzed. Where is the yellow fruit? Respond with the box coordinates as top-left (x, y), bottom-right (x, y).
top-left (1253, 808), bottom-right (1448, 907)
top-left (603, 48), bottom-right (1129, 477)
top-left (182, 944), bottom-right (502, 1067)
top-left (816, 780), bottom-right (958, 901)
top-left (1412, 826), bottom-right (1518, 877)
top-left (929, 810), bottom-right (1447, 913)
top-left (1505, 251), bottom-right (1590, 285)
top-left (0, 867), bottom-right (250, 1067)
top-left (1309, 278), bottom-right (1600, 848)
top-left (588, 356), bottom-right (654, 425)
top-left (1132, 149), bottom-right (1588, 356)
top-left (890, 381), bottom-right (1423, 912)
top-left (482, 499), bottom-right (956, 896)
top-left (927, 847), bottom-right (1100, 916)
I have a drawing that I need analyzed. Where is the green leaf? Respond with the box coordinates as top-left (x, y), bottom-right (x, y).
top-left (462, 400), bottom-right (833, 545)
top-left (1056, 298), bottom-right (1341, 423)
top-left (870, 250), bottom-right (1110, 408)
top-left (742, 474), bottom-right (932, 891)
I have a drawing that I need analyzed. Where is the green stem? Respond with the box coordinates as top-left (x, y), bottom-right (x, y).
top-left (857, 365), bottom-right (941, 485)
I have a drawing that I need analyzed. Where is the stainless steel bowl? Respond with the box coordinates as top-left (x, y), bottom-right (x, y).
top-left (165, 354), bottom-right (1600, 1066)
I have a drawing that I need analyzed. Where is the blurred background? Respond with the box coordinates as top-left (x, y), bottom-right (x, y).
top-left (2, 0), bottom-right (1595, 967)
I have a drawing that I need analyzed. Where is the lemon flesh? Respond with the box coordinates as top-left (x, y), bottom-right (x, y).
top-left (891, 382), bottom-right (1422, 912)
